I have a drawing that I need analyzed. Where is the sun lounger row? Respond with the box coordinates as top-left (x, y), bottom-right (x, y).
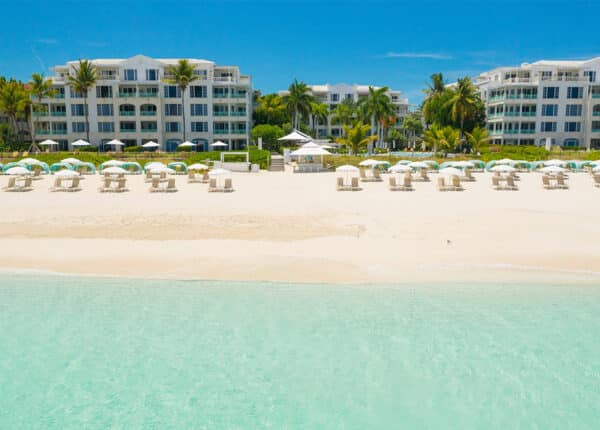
top-left (208, 178), bottom-right (234, 192)
top-left (360, 170), bottom-right (382, 182)
top-left (49, 177), bottom-right (81, 192)
top-left (389, 176), bottom-right (413, 191)
top-left (437, 176), bottom-right (463, 191)
top-left (336, 177), bottom-right (361, 191)
top-left (491, 176), bottom-right (518, 191)
top-left (149, 177), bottom-right (177, 193)
top-left (542, 174), bottom-right (568, 190)
top-left (2, 177), bottom-right (33, 192)
top-left (188, 172), bottom-right (210, 183)
top-left (98, 178), bottom-right (128, 193)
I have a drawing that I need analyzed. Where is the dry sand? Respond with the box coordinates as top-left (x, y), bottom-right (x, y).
top-left (1, 168), bottom-right (599, 284)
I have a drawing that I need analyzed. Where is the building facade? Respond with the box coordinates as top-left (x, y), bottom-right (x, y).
top-left (33, 55), bottom-right (252, 151)
top-left (475, 57), bottom-right (600, 148)
top-left (278, 83), bottom-right (409, 139)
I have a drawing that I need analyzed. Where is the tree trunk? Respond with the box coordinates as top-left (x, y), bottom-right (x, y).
top-left (84, 92), bottom-right (90, 143)
top-left (181, 90), bottom-right (187, 142)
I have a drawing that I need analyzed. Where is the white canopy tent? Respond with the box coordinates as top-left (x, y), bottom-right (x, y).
top-left (210, 141), bottom-right (229, 149)
top-left (71, 139), bottom-right (90, 147)
top-left (278, 129), bottom-right (312, 144)
top-left (142, 141), bottom-right (160, 149)
top-left (291, 142), bottom-right (331, 172)
top-left (179, 141), bottom-right (196, 148)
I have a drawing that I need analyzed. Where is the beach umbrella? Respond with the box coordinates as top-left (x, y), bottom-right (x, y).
top-left (19, 158), bottom-right (42, 165)
top-left (39, 139), bottom-right (59, 146)
top-left (495, 158), bottom-right (514, 165)
top-left (395, 159), bottom-right (412, 165)
top-left (101, 160), bottom-right (124, 169)
top-left (208, 168), bottom-right (231, 176)
top-left (142, 141), bottom-right (159, 148)
top-left (490, 165), bottom-right (516, 172)
top-left (61, 157), bottom-right (81, 165)
top-left (50, 162), bottom-right (72, 172)
top-left (178, 141), bottom-right (196, 148)
top-left (291, 146), bottom-right (331, 156)
top-left (102, 166), bottom-right (127, 175)
top-left (277, 130), bottom-right (312, 142)
top-left (6, 166), bottom-right (31, 175)
top-left (336, 164), bottom-right (359, 184)
top-left (148, 166), bottom-right (176, 174)
top-left (188, 163), bottom-right (209, 171)
top-left (2, 162), bottom-right (28, 172)
top-left (451, 161), bottom-right (475, 169)
top-left (439, 167), bottom-right (462, 177)
top-left (543, 159), bottom-right (568, 167)
top-left (359, 159), bottom-right (378, 167)
top-left (539, 166), bottom-right (566, 174)
top-left (389, 164), bottom-right (412, 173)
top-left (408, 161), bottom-right (430, 169)
top-left (144, 162), bottom-right (165, 171)
top-left (320, 144), bottom-right (334, 149)
top-left (55, 169), bottom-right (80, 177)
top-left (210, 141), bottom-right (229, 149)
top-left (423, 160), bottom-right (439, 169)
top-left (71, 139), bottom-right (90, 147)
top-left (107, 139), bottom-right (124, 147)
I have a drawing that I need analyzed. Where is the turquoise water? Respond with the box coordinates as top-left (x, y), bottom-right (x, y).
top-left (1, 275), bottom-right (599, 429)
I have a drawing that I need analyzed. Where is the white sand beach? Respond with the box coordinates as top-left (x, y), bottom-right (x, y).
top-left (1, 169), bottom-right (599, 284)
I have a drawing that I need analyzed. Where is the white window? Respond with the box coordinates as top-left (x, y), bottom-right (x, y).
top-left (543, 87), bottom-right (559, 98)
top-left (564, 122), bottom-right (581, 132)
top-left (165, 122), bottom-right (180, 132)
top-left (145, 69), bottom-right (159, 81)
top-left (164, 104), bottom-right (182, 116)
top-left (567, 87), bottom-right (583, 99)
top-left (72, 122), bottom-right (87, 132)
top-left (98, 122), bottom-right (114, 132)
top-left (190, 86), bottom-right (207, 98)
top-left (565, 104), bottom-right (582, 116)
top-left (71, 104), bottom-right (87, 116)
top-left (190, 104), bottom-right (208, 116)
top-left (123, 69), bottom-right (137, 81)
top-left (191, 121), bottom-right (208, 132)
top-left (97, 104), bottom-right (114, 116)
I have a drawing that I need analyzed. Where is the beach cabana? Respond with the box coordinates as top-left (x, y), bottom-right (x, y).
top-left (55, 169), bottom-right (80, 178)
top-left (61, 157), bottom-right (81, 165)
top-left (121, 162), bottom-right (143, 174)
top-left (2, 162), bottom-right (29, 173)
top-left (470, 160), bottom-right (485, 170)
top-left (99, 160), bottom-right (125, 172)
top-left (422, 160), bottom-right (439, 170)
top-left (539, 166), bottom-right (566, 174)
top-left (188, 163), bottom-right (209, 171)
top-left (144, 162), bottom-right (166, 172)
top-left (50, 162), bottom-right (72, 172)
top-left (291, 142), bottom-right (331, 172)
top-left (72, 162), bottom-right (96, 174)
top-left (102, 166), bottom-right (127, 175)
top-left (19, 158), bottom-right (50, 174)
top-left (277, 129), bottom-right (312, 145)
top-left (335, 165), bottom-right (360, 190)
top-left (490, 165), bottom-right (516, 173)
top-left (389, 164), bottom-right (412, 173)
top-left (71, 139), bottom-right (90, 148)
top-left (167, 162), bottom-right (188, 174)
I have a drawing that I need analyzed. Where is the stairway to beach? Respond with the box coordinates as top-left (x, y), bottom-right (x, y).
top-left (269, 155), bottom-right (285, 172)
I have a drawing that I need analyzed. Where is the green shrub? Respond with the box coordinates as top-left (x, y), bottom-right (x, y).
top-left (124, 146), bottom-right (142, 153)
top-left (77, 146), bottom-right (98, 152)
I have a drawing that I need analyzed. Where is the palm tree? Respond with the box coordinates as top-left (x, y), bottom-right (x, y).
top-left (0, 80), bottom-right (30, 145)
top-left (332, 98), bottom-right (356, 129)
top-left (29, 73), bottom-right (56, 148)
top-left (465, 126), bottom-right (490, 154)
top-left (336, 122), bottom-right (377, 155)
top-left (67, 59), bottom-right (97, 142)
top-left (424, 73), bottom-right (445, 98)
top-left (257, 93), bottom-right (287, 125)
top-left (282, 79), bottom-right (313, 129)
top-left (402, 112), bottom-right (423, 150)
top-left (436, 126), bottom-right (460, 154)
top-left (164, 59), bottom-right (198, 142)
top-left (309, 102), bottom-right (329, 136)
top-left (446, 77), bottom-right (478, 141)
top-left (360, 86), bottom-right (395, 150)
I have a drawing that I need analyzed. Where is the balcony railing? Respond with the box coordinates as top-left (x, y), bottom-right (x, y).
top-left (231, 111), bottom-right (247, 116)
top-left (489, 96), bottom-right (504, 102)
top-left (488, 113), bottom-right (503, 119)
top-left (213, 111), bottom-right (229, 116)
top-left (119, 128), bottom-right (137, 133)
top-left (505, 130), bottom-right (519, 134)
top-left (521, 129), bottom-right (535, 134)
top-left (214, 129), bottom-right (229, 134)
top-left (33, 111), bottom-right (49, 117)
top-left (504, 112), bottom-right (520, 116)
top-left (52, 130), bottom-right (67, 135)
top-left (35, 129), bottom-right (50, 134)
top-left (51, 111), bottom-right (67, 117)
top-left (138, 92), bottom-right (158, 98)
top-left (119, 111), bottom-right (135, 116)
top-left (523, 94), bottom-right (537, 99)
top-left (141, 128), bottom-right (157, 133)
top-left (119, 92), bottom-right (137, 98)
top-left (593, 94), bottom-right (600, 99)
top-left (213, 94), bottom-right (229, 98)
top-left (490, 130), bottom-right (503, 135)
top-left (230, 129), bottom-right (247, 134)
top-left (521, 112), bottom-right (537, 117)
top-left (140, 111), bottom-right (156, 116)
top-left (592, 128), bottom-right (600, 133)
top-left (231, 93), bottom-right (247, 99)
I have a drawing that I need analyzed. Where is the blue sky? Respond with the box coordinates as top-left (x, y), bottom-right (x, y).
top-left (2, 0), bottom-right (600, 104)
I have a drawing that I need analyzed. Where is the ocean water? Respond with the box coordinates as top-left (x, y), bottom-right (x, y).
top-left (0, 275), bottom-right (599, 429)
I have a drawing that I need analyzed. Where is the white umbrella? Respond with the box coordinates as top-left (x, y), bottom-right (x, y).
top-left (55, 169), bottom-right (80, 177)
top-left (179, 141), bottom-right (196, 148)
top-left (71, 139), bottom-right (90, 147)
top-left (336, 165), bottom-right (359, 184)
top-left (19, 158), bottom-right (43, 166)
top-left (495, 158), bottom-right (514, 165)
top-left (490, 165), bottom-right (516, 172)
top-left (439, 167), bottom-right (462, 177)
top-left (6, 166), bottom-right (31, 175)
top-left (291, 147), bottom-right (331, 156)
top-left (61, 158), bottom-right (81, 164)
top-left (451, 161), bottom-right (475, 169)
top-left (539, 166), bottom-right (566, 174)
top-left (320, 144), bottom-right (334, 149)
top-left (208, 168), bottom-right (231, 176)
top-left (102, 166), bottom-right (127, 175)
top-left (277, 130), bottom-right (312, 142)
top-left (188, 163), bottom-right (209, 170)
top-left (102, 160), bottom-right (124, 168)
top-left (147, 166), bottom-right (175, 174)
top-left (145, 162), bottom-right (165, 170)
top-left (142, 141), bottom-right (159, 148)
top-left (210, 141), bottom-right (228, 148)
top-left (543, 159), bottom-right (567, 167)
top-left (39, 139), bottom-right (58, 146)
top-left (359, 159), bottom-right (378, 167)
top-left (408, 161), bottom-right (429, 169)
top-left (107, 139), bottom-right (124, 147)
top-left (389, 164), bottom-right (412, 173)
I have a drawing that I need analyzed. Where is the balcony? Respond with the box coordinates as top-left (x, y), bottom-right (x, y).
top-left (33, 111), bottom-right (49, 117)
top-left (505, 130), bottom-right (519, 134)
top-left (119, 128), bottom-right (137, 133)
top-left (213, 111), bottom-right (229, 117)
top-left (504, 112), bottom-right (520, 117)
top-left (214, 129), bottom-right (230, 134)
top-left (231, 93), bottom-right (247, 99)
top-left (35, 129), bottom-right (51, 134)
top-left (52, 129), bottom-right (67, 135)
top-left (593, 94), bottom-right (600, 99)
top-left (52, 94), bottom-right (65, 99)
top-left (593, 128), bottom-right (600, 133)
top-left (521, 129), bottom-right (535, 134)
top-left (522, 94), bottom-right (537, 99)
top-left (138, 92), bottom-right (158, 98)
top-left (119, 111), bottom-right (135, 116)
top-left (213, 94), bottom-right (229, 99)
top-left (593, 112), bottom-right (600, 116)
top-left (230, 129), bottom-right (247, 135)
top-left (119, 92), bottom-right (137, 98)
top-left (506, 94), bottom-right (521, 99)
top-left (140, 111), bottom-right (156, 116)
top-left (489, 96), bottom-right (504, 102)
top-left (231, 111), bottom-right (247, 117)
top-left (490, 130), bottom-right (503, 135)
top-left (51, 111), bottom-right (67, 117)
top-left (488, 113), bottom-right (503, 119)
top-left (521, 112), bottom-right (537, 117)
top-left (141, 127), bottom-right (157, 133)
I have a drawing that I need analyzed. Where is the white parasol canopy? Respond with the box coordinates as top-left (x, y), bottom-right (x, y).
top-left (336, 165), bottom-right (359, 173)
top-left (145, 162), bottom-right (165, 170)
top-left (102, 160), bottom-right (124, 167)
top-left (55, 169), bottom-right (80, 177)
top-left (142, 141), bottom-right (159, 148)
top-left (439, 167), bottom-right (463, 177)
top-left (210, 141), bottom-right (229, 148)
top-left (39, 139), bottom-right (59, 146)
top-left (188, 163), bottom-right (209, 170)
top-left (490, 165), bottom-right (516, 172)
top-left (495, 158), bottom-right (514, 165)
top-left (359, 159), bottom-right (378, 167)
top-left (71, 139), bottom-right (90, 147)
top-left (539, 165), bottom-right (566, 173)
top-left (107, 139), bottom-right (125, 147)
top-left (19, 158), bottom-right (43, 166)
top-left (148, 166), bottom-right (175, 174)
top-left (102, 166), bottom-right (127, 174)
top-left (278, 130), bottom-right (312, 142)
top-left (179, 141), bottom-right (196, 148)
top-left (61, 158), bottom-right (81, 164)
top-left (6, 166), bottom-right (31, 175)
top-left (543, 159), bottom-right (568, 167)
top-left (208, 168), bottom-right (231, 176)
top-left (389, 164), bottom-right (412, 173)
top-left (291, 146), bottom-right (331, 156)
top-left (408, 161), bottom-right (430, 169)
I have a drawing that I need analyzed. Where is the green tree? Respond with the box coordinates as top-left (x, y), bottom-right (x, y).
top-left (309, 101), bottom-right (329, 136)
top-left (446, 77), bottom-right (478, 141)
top-left (402, 112), bottom-right (423, 150)
top-left (336, 122), bottom-right (377, 155)
top-left (387, 128), bottom-right (406, 150)
top-left (253, 93), bottom-right (288, 126)
top-left (360, 86), bottom-right (394, 150)
top-left (251, 124), bottom-right (285, 151)
top-left (465, 126), bottom-right (490, 154)
top-left (29, 73), bottom-right (56, 146)
top-left (0, 79), bottom-right (30, 145)
top-left (164, 59), bottom-right (198, 142)
top-left (332, 98), bottom-right (356, 129)
top-left (282, 79), bottom-right (313, 129)
top-left (436, 126), bottom-right (460, 154)
top-left (67, 59), bottom-right (97, 142)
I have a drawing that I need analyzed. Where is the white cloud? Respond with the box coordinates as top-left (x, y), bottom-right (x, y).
top-left (382, 52), bottom-right (453, 60)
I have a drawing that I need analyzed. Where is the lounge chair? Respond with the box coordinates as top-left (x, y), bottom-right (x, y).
top-left (12, 177), bottom-right (33, 192)
top-left (159, 171), bottom-right (166, 181)
top-left (463, 169), bottom-right (475, 182)
top-left (145, 170), bottom-right (153, 183)
top-left (389, 176), bottom-right (401, 191)
top-left (98, 178), bottom-right (112, 192)
top-left (49, 177), bottom-right (62, 192)
top-left (66, 177), bottom-right (81, 192)
top-left (2, 177), bottom-right (16, 191)
top-left (506, 176), bottom-right (518, 191)
top-left (402, 174), bottom-right (414, 191)
top-left (223, 178), bottom-right (233, 193)
top-left (593, 175), bottom-right (600, 188)
top-left (149, 177), bottom-right (161, 192)
top-left (556, 174), bottom-right (569, 190)
top-left (166, 178), bottom-right (177, 193)
top-left (351, 177), bottom-right (361, 191)
top-left (187, 171), bottom-right (200, 183)
top-left (201, 172), bottom-right (210, 183)
top-left (373, 170), bottom-right (383, 182)
top-left (491, 176), bottom-right (501, 190)
top-left (359, 169), bottom-right (368, 182)
top-left (115, 178), bottom-right (128, 192)
top-left (542, 175), bottom-right (554, 190)
top-left (451, 176), bottom-right (463, 191)
top-left (32, 169), bottom-right (42, 179)
top-left (437, 177), bottom-right (447, 191)
top-left (208, 178), bottom-right (218, 192)
top-left (337, 177), bottom-right (346, 191)
top-left (419, 169), bottom-right (430, 182)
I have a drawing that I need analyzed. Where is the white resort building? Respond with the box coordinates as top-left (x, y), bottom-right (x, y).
top-left (278, 83), bottom-right (409, 139)
top-left (476, 57), bottom-right (600, 149)
top-left (32, 55), bottom-right (252, 151)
